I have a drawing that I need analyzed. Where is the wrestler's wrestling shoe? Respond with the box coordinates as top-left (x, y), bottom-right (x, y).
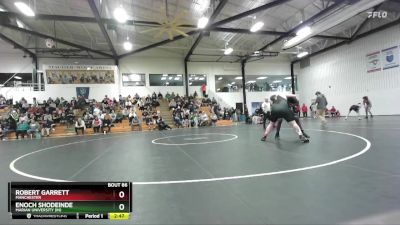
top-left (261, 136), bottom-right (266, 141)
top-left (299, 135), bottom-right (310, 143)
top-left (302, 131), bottom-right (310, 138)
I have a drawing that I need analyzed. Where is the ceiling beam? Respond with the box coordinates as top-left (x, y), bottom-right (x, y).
top-left (249, 0), bottom-right (347, 59)
top-left (0, 11), bottom-right (196, 28)
top-left (118, 30), bottom-right (200, 59)
top-left (211, 27), bottom-right (350, 40)
top-left (0, 23), bottom-right (114, 58)
top-left (0, 32), bottom-right (36, 58)
top-left (292, 16), bottom-right (400, 64)
top-left (211, 0), bottom-right (292, 28)
top-left (349, 4), bottom-right (382, 42)
top-left (87, 0), bottom-right (117, 58)
top-left (184, 0), bottom-right (229, 62)
top-left (120, 0), bottom-right (293, 59)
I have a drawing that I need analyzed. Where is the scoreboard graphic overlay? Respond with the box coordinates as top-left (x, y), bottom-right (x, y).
top-left (8, 182), bottom-right (132, 220)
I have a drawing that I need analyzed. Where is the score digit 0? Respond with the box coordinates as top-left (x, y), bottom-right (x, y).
top-left (119, 191), bottom-right (125, 199)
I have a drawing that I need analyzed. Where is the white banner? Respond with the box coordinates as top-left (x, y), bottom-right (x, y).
top-left (382, 46), bottom-right (399, 70)
top-left (366, 51), bottom-right (381, 73)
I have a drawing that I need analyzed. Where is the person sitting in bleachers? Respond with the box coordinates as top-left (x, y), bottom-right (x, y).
top-left (102, 112), bottom-right (113, 134)
top-left (0, 94), bottom-right (7, 109)
top-left (16, 121), bottom-right (30, 139)
top-left (199, 111), bottom-right (209, 127)
top-left (131, 115), bottom-right (142, 131)
top-left (92, 116), bottom-right (102, 133)
top-left (165, 92), bottom-right (171, 101)
top-left (190, 112), bottom-right (199, 127)
top-left (169, 99), bottom-right (177, 110)
top-left (158, 92), bottom-right (163, 99)
top-left (157, 116), bottom-right (171, 130)
top-left (83, 112), bottom-right (93, 128)
top-left (41, 118), bottom-right (53, 137)
top-left (27, 119), bottom-right (41, 139)
top-left (0, 116), bottom-right (9, 140)
top-left (75, 117), bottom-right (86, 135)
top-left (211, 113), bottom-right (218, 126)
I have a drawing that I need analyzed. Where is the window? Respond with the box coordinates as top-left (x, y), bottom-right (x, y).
top-left (0, 73), bottom-right (32, 87)
top-left (149, 74), bottom-right (183, 86)
top-left (122, 73), bottom-right (145, 86)
top-left (244, 75), bottom-right (298, 92)
top-left (215, 75), bottom-right (243, 92)
top-left (189, 74), bottom-right (207, 86)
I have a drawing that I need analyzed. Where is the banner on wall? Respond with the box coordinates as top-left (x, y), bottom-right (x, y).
top-left (381, 46), bottom-right (399, 70)
top-left (366, 51), bottom-right (381, 73)
top-left (45, 65), bottom-right (116, 84)
top-left (76, 87), bottom-right (90, 99)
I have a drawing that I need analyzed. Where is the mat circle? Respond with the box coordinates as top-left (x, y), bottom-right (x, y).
top-left (151, 133), bottom-right (238, 146)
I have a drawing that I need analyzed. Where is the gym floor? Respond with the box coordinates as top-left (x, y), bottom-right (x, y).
top-left (1, 116), bottom-right (400, 225)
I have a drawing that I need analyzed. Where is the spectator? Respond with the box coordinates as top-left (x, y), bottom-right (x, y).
top-left (41, 119), bottom-right (53, 137)
top-left (27, 119), bottom-right (41, 139)
top-left (301, 103), bottom-right (308, 118)
top-left (211, 113), bottom-right (218, 126)
top-left (102, 112), bottom-right (113, 134)
top-left (330, 106), bottom-right (337, 117)
top-left (169, 99), bottom-right (177, 110)
top-left (165, 92), bottom-right (171, 101)
top-left (92, 116), bottom-right (102, 133)
top-left (199, 111), bottom-right (209, 127)
top-left (158, 92), bottom-right (163, 99)
top-left (16, 121), bottom-right (30, 139)
top-left (75, 118), bottom-right (86, 135)
top-left (131, 115), bottom-right (142, 131)
top-left (157, 116), bottom-right (171, 130)
top-left (315, 91), bottom-right (328, 125)
top-left (201, 84), bottom-right (206, 97)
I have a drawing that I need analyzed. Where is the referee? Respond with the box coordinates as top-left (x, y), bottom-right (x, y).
top-left (261, 97), bottom-right (271, 129)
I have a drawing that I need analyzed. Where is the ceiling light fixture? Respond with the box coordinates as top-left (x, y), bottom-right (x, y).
top-left (284, 76), bottom-right (292, 80)
top-left (224, 47), bottom-right (233, 55)
top-left (113, 5), bottom-right (128, 23)
top-left (197, 16), bottom-right (209, 29)
top-left (296, 26), bottom-right (311, 37)
top-left (235, 76), bottom-right (242, 80)
top-left (218, 77), bottom-right (223, 80)
top-left (283, 0), bottom-right (385, 49)
top-left (256, 76), bottom-right (267, 80)
top-left (250, 21), bottom-right (264, 32)
top-left (16, 19), bottom-right (24, 28)
top-left (14, 2), bottom-right (35, 17)
top-left (14, 76), bottom-right (22, 80)
top-left (123, 37), bottom-right (132, 51)
top-left (272, 80), bottom-right (282, 83)
top-left (297, 51), bottom-right (309, 58)
top-left (161, 77), bottom-right (167, 80)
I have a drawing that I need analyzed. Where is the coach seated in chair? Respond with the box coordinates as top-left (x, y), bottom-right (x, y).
top-left (102, 112), bottom-right (113, 134)
top-left (27, 119), bottom-right (41, 139)
top-left (75, 118), bottom-right (86, 135)
top-left (41, 119), bottom-right (53, 137)
top-left (92, 116), bottom-right (102, 133)
top-left (131, 115), bottom-right (142, 131)
top-left (16, 121), bottom-right (30, 139)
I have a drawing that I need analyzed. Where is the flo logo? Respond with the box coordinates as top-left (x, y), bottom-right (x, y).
top-left (367, 11), bottom-right (388, 18)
